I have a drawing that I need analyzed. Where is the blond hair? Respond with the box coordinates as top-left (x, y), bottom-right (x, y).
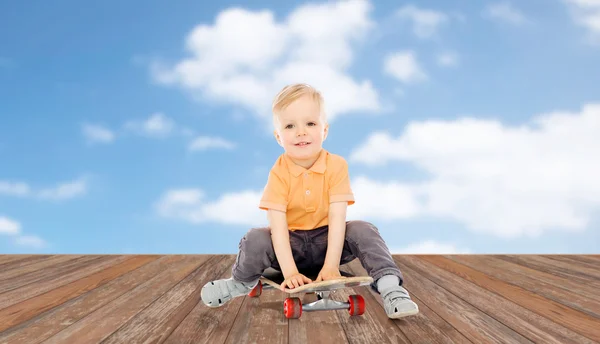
top-left (272, 83), bottom-right (326, 128)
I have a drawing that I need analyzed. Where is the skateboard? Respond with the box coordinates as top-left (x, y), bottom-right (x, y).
top-left (247, 267), bottom-right (373, 319)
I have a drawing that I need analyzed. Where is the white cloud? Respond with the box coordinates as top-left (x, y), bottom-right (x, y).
top-left (564, 0), bottom-right (600, 42)
top-left (395, 4), bottom-right (448, 38)
top-left (124, 112), bottom-right (176, 138)
top-left (0, 216), bottom-right (47, 249)
top-left (350, 103), bottom-right (600, 238)
top-left (188, 136), bottom-right (235, 151)
top-left (0, 181), bottom-right (30, 197)
top-left (0, 177), bottom-right (87, 201)
top-left (82, 124), bottom-right (115, 144)
top-left (155, 188), bottom-right (265, 226)
top-left (383, 51), bottom-right (427, 84)
top-left (437, 51), bottom-right (459, 67)
top-left (390, 240), bottom-right (470, 254)
top-left (14, 235), bottom-right (47, 249)
top-left (37, 178), bottom-right (87, 201)
top-left (346, 176), bottom-right (421, 220)
top-left (483, 2), bottom-right (529, 25)
top-left (0, 216), bottom-right (21, 235)
top-left (151, 0), bottom-right (381, 123)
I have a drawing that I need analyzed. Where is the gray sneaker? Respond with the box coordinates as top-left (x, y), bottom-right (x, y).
top-left (381, 285), bottom-right (419, 319)
top-left (201, 277), bottom-right (258, 308)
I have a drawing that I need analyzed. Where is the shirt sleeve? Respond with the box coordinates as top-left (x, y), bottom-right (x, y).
top-left (259, 166), bottom-right (288, 212)
top-left (328, 158), bottom-right (355, 205)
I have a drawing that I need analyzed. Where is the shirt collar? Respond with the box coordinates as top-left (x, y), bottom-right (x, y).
top-left (284, 149), bottom-right (327, 177)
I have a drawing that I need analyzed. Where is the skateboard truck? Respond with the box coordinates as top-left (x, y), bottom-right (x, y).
top-left (249, 282), bottom-right (366, 319)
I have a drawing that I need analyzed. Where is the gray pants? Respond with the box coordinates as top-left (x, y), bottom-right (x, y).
top-left (231, 220), bottom-right (404, 292)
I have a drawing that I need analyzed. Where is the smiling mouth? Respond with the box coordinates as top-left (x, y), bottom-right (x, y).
top-left (295, 142), bottom-right (311, 146)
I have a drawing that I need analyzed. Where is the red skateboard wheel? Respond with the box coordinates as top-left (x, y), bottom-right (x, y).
top-left (348, 295), bottom-right (365, 316)
top-left (284, 297), bottom-right (302, 319)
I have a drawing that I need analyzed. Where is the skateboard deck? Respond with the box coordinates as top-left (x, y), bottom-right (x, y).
top-left (258, 267), bottom-right (373, 293)
top-left (248, 267), bottom-right (373, 319)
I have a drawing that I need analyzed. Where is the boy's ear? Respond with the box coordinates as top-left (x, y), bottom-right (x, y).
top-left (323, 123), bottom-right (329, 141)
top-left (273, 130), bottom-right (283, 147)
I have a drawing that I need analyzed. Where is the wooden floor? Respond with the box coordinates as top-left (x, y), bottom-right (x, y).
top-left (0, 254), bottom-right (598, 344)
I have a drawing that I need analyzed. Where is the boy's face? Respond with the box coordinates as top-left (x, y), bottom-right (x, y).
top-left (274, 95), bottom-right (328, 164)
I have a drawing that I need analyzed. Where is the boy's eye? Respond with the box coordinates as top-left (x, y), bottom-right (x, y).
top-left (307, 122), bottom-right (316, 126)
top-left (285, 124), bottom-right (294, 129)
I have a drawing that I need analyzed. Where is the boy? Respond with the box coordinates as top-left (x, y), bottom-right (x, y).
top-left (201, 84), bottom-right (419, 319)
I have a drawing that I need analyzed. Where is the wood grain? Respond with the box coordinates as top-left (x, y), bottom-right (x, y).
top-left (401, 255), bottom-right (596, 344)
top-left (392, 257), bottom-right (533, 343)
top-left (41, 255), bottom-right (211, 344)
top-left (420, 255), bottom-right (600, 342)
top-left (496, 255), bottom-right (600, 288)
top-left (0, 255), bottom-right (51, 271)
top-left (540, 255), bottom-right (600, 280)
top-left (0, 255), bottom-right (103, 293)
top-left (447, 254), bottom-right (600, 318)
top-left (0, 255), bottom-right (129, 309)
top-left (288, 272), bottom-right (349, 344)
top-left (346, 259), bottom-right (471, 344)
top-left (0, 255), bottom-right (157, 333)
top-left (0, 254), bottom-right (598, 343)
top-left (541, 254), bottom-right (600, 266)
top-left (0, 255), bottom-right (83, 281)
top-left (0, 255), bottom-right (183, 344)
top-left (223, 271), bottom-right (288, 344)
top-left (101, 255), bottom-right (229, 343)
top-left (162, 256), bottom-right (246, 344)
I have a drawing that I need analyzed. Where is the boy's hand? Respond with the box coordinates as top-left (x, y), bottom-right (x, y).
top-left (315, 265), bottom-right (345, 282)
top-left (281, 273), bottom-right (312, 290)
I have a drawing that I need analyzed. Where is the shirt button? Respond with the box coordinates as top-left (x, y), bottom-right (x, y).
top-left (306, 190), bottom-right (310, 195)
top-left (304, 172), bottom-right (309, 177)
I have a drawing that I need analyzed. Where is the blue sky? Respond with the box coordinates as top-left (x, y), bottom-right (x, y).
top-left (1, 0), bottom-right (599, 254)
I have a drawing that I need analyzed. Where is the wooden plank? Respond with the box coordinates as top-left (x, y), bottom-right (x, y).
top-left (401, 255), bottom-right (595, 344)
top-left (163, 256), bottom-right (247, 344)
top-left (345, 260), bottom-right (457, 344)
top-left (0, 255), bottom-right (35, 265)
top-left (0, 255), bottom-right (184, 344)
top-left (100, 255), bottom-right (230, 343)
top-left (287, 270), bottom-right (349, 344)
top-left (0, 255), bottom-right (104, 293)
top-left (0, 255), bottom-right (158, 333)
top-left (392, 256), bottom-right (533, 343)
top-left (330, 272), bottom-right (411, 344)
top-left (542, 254), bottom-right (600, 266)
top-left (0, 255), bottom-right (30, 264)
top-left (455, 255), bottom-right (600, 302)
top-left (0, 255), bottom-right (83, 282)
top-left (447, 255), bottom-right (600, 319)
top-left (346, 259), bottom-right (470, 344)
top-left (497, 255), bottom-right (600, 288)
top-left (0, 255), bottom-right (129, 309)
top-left (540, 255), bottom-right (600, 280)
top-left (0, 255), bottom-right (53, 273)
top-left (582, 255), bottom-right (600, 261)
top-left (420, 255), bottom-right (600, 342)
top-left (223, 269), bottom-right (288, 344)
top-left (287, 294), bottom-right (349, 344)
top-left (40, 255), bottom-right (211, 344)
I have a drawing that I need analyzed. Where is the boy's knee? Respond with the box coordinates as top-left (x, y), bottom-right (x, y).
top-left (346, 220), bottom-right (380, 240)
top-left (240, 227), bottom-right (273, 253)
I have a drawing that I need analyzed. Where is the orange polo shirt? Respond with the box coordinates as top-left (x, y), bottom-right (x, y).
top-left (259, 149), bottom-right (355, 231)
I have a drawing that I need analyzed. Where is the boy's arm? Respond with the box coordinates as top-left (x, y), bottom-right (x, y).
top-left (268, 209), bottom-right (299, 278)
top-left (323, 201), bottom-right (347, 269)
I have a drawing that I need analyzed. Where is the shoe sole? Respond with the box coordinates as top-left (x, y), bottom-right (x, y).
top-left (387, 308), bottom-right (419, 319)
